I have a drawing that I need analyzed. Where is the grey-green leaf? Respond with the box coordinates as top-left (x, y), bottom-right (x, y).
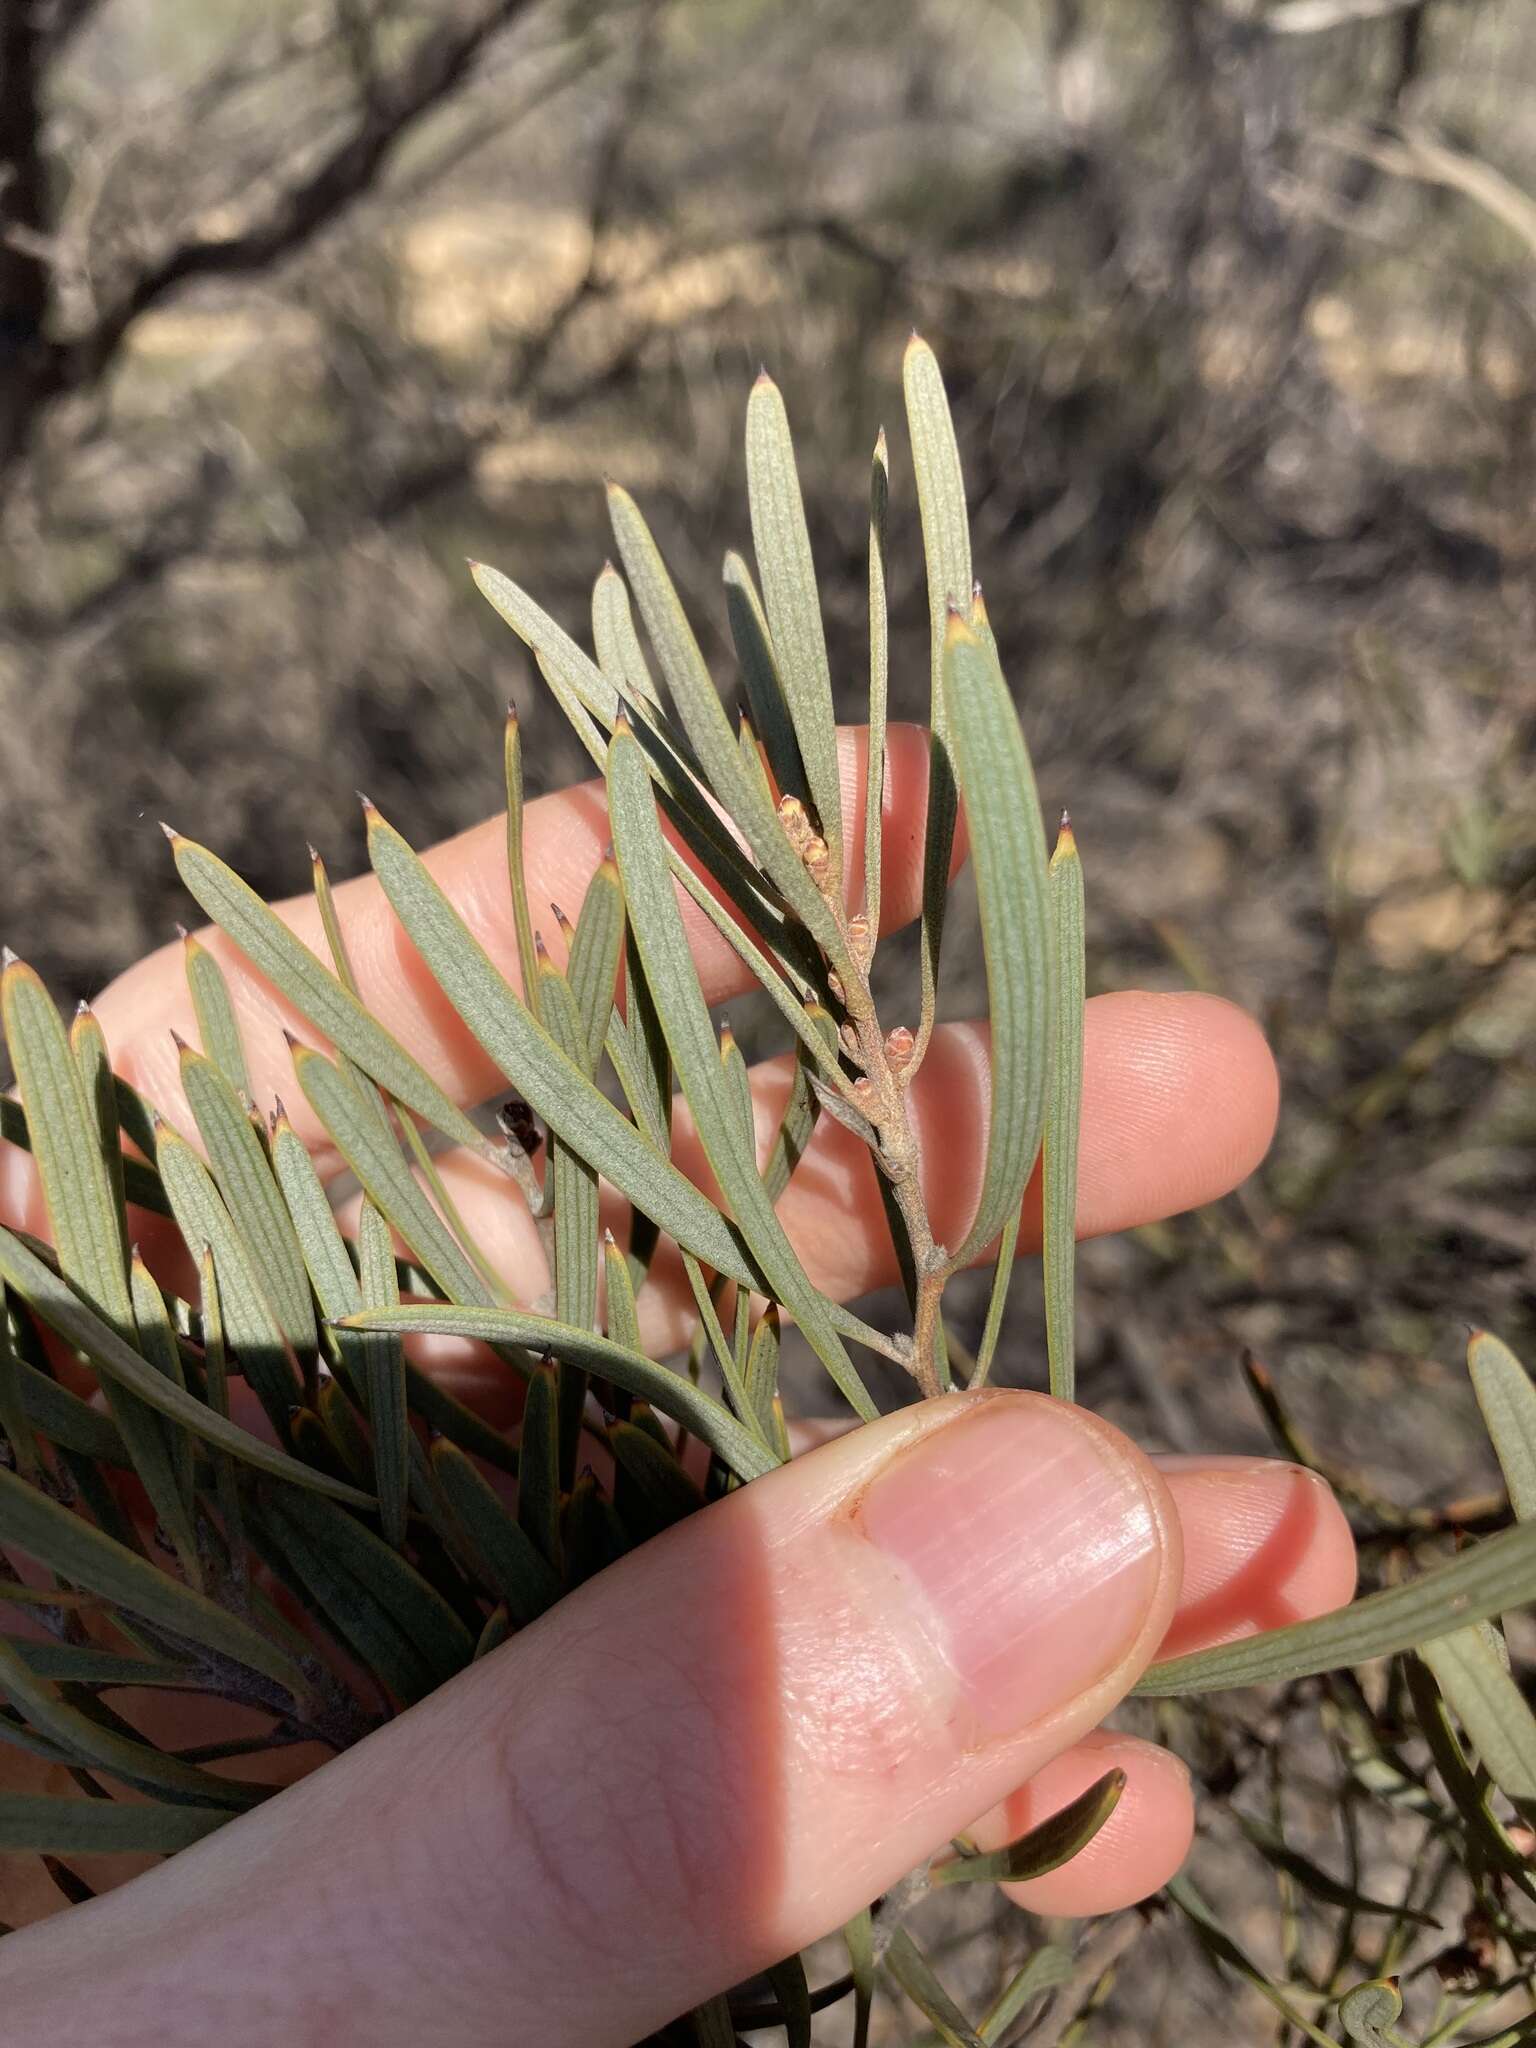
top-left (167, 830), bottom-right (487, 1157)
top-left (745, 373), bottom-right (842, 870)
top-left (943, 615), bottom-right (1051, 1267)
top-left (884, 1929), bottom-right (986, 2048)
top-left (1469, 1329), bottom-right (1536, 1523)
top-left (342, 1304), bottom-right (778, 1482)
top-left (1420, 1624), bottom-right (1536, 1802)
top-left (178, 1039), bottom-right (316, 1355)
top-left (363, 803), bottom-right (757, 1288)
top-left (607, 726), bottom-right (874, 1422)
top-left (183, 928), bottom-right (250, 1096)
top-left (1042, 818), bottom-right (1084, 1400)
top-left (1138, 1513), bottom-right (1536, 1695)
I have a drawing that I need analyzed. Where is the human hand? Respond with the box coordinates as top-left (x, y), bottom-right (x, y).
top-left (0, 725), bottom-right (1356, 2046)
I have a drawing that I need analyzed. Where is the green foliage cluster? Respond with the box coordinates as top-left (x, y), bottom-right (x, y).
top-left (0, 346), bottom-right (1533, 2043)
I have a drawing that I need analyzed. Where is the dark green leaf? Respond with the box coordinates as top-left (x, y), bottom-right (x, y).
top-left (608, 1419), bottom-right (703, 1537)
top-left (517, 1365), bottom-right (562, 1573)
top-left (431, 1438), bottom-right (560, 1627)
top-left (0, 1794), bottom-right (228, 1856)
top-left (0, 1459), bottom-right (303, 1696)
top-left (567, 855), bottom-right (626, 1077)
top-left (936, 1769), bottom-right (1123, 1886)
top-left (722, 549), bottom-right (807, 817)
top-left (764, 1954), bottom-right (813, 2048)
top-left (357, 1198), bottom-right (409, 1550)
top-left (259, 1484), bottom-right (473, 1700)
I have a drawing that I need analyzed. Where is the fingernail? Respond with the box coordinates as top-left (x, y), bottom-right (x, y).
top-left (859, 1395), bottom-right (1164, 1738)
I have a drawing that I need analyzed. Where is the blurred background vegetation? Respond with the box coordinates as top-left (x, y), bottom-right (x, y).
top-left (2, 1), bottom-right (1535, 2036)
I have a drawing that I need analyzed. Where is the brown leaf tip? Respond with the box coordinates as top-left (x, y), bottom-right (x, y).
top-left (0, 946), bottom-right (16, 970)
top-left (307, 843), bottom-right (323, 867)
top-left (158, 821), bottom-right (182, 844)
top-left (169, 1026), bottom-right (191, 1053)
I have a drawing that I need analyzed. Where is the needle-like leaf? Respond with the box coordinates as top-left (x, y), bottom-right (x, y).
top-left (430, 1438), bottom-right (559, 1627)
top-left (936, 1769), bottom-right (1124, 1886)
top-left (1468, 1329), bottom-right (1536, 1522)
top-left (942, 614), bottom-right (1051, 1268)
top-left (0, 1795), bottom-right (228, 1856)
top-left (356, 1199), bottom-right (409, 1550)
top-left (362, 802), bottom-right (759, 1288)
top-left (722, 549), bottom-right (807, 816)
top-left (903, 336), bottom-right (969, 1066)
top-left (0, 1220), bottom-right (368, 1510)
top-left (1137, 1513), bottom-right (1536, 1695)
top-left (178, 1038), bottom-right (316, 1356)
top-left (864, 427), bottom-right (890, 938)
top-left (1042, 816), bottom-right (1084, 1400)
top-left (152, 1120), bottom-right (304, 1435)
top-left (607, 724), bottom-right (875, 1421)
top-left (167, 829), bottom-right (489, 1159)
top-left (0, 1457), bottom-right (304, 1694)
top-left (340, 1304), bottom-right (779, 1482)
top-left (745, 373), bottom-right (842, 873)
top-left (182, 929), bottom-right (250, 1096)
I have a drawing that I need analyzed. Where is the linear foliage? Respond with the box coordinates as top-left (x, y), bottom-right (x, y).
top-left (0, 346), bottom-right (1531, 2044)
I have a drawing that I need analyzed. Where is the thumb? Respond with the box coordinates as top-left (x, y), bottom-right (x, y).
top-left (0, 1390), bottom-right (1180, 2048)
